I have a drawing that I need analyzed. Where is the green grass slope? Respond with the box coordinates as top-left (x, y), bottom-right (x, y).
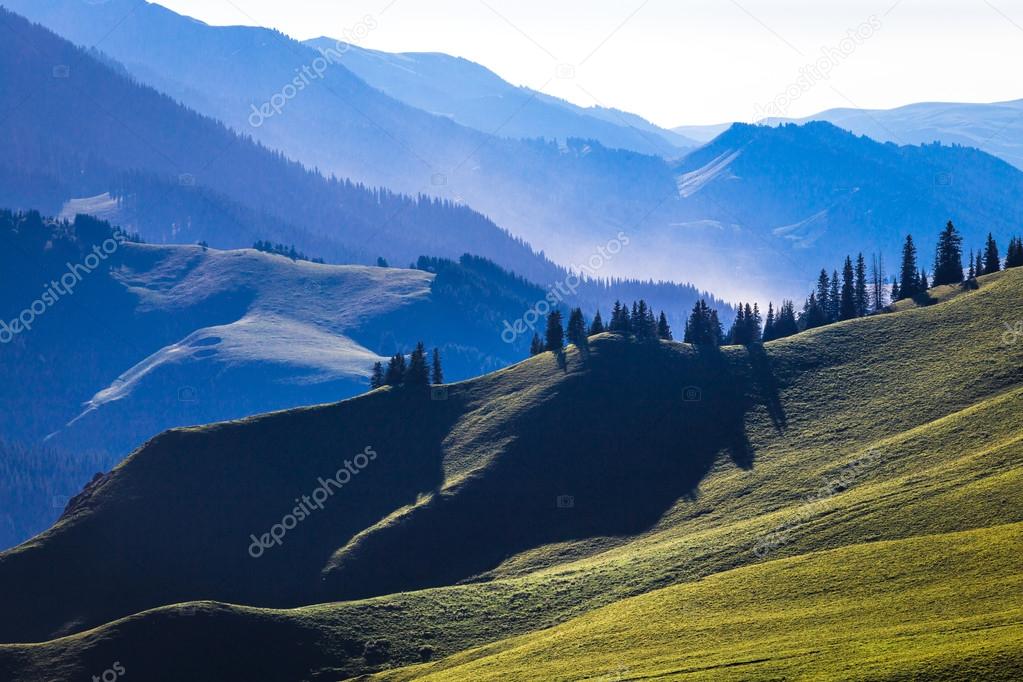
top-left (1, 270), bottom-right (1022, 679)
top-left (375, 522), bottom-right (1023, 681)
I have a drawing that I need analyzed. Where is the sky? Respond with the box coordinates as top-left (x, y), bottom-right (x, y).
top-left (153, 0), bottom-right (1023, 127)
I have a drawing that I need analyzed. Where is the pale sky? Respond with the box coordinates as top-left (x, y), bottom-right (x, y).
top-left (153, 0), bottom-right (1023, 127)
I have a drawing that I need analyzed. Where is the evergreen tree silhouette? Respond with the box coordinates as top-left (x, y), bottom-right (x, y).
top-left (801, 294), bottom-right (826, 330)
top-left (932, 220), bottom-right (964, 286)
top-left (657, 311), bottom-right (672, 340)
top-left (775, 300), bottom-right (799, 338)
top-left (545, 311), bottom-right (564, 352)
top-left (898, 235), bottom-right (919, 300)
top-left (828, 270), bottom-right (841, 322)
top-left (589, 310), bottom-right (605, 335)
top-left (385, 353), bottom-right (406, 386)
top-left (840, 256), bottom-right (857, 321)
top-left (406, 342), bottom-right (430, 387)
top-left (567, 307), bottom-right (587, 348)
top-left (919, 269), bottom-right (929, 291)
top-left (763, 302), bottom-right (776, 342)
top-left (967, 248), bottom-right (976, 279)
top-left (370, 362), bottom-right (384, 389)
top-left (1007, 237), bottom-right (1023, 268)
top-left (854, 253), bottom-right (868, 317)
top-left (983, 233), bottom-right (1001, 275)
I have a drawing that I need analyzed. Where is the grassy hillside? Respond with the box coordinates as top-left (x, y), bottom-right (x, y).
top-left (1, 269), bottom-right (1022, 679)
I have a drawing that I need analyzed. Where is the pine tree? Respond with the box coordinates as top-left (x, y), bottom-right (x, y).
top-left (406, 342), bottom-right (430, 387)
top-left (545, 311), bottom-right (564, 352)
top-left (385, 353), bottom-right (406, 386)
top-left (431, 348), bottom-right (443, 385)
top-left (891, 278), bottom-right (900, 303)
top-left (656, 311), bottom-right (672, 340)
top-left (763, 302), bottom-right (776, 342)
top-left (751, 303), bottom-right (763, 343)
top-left (775, 300), bottom-right (799, 338)
top-left (816, 269), bottom-right (831, 318)
top-left (589, 310), bottom-right (605, 335)
top-left (975, 251), bottom-right (984, 279)
top-left (839, 256), bottom-right (857, 321)
top-left (684, 300), bottom-right (721, 346)
top-left (854, 253), bottom-right (869, 317)
top-left (608, 301), bottom-right (625, 333)
top-left (567, 308), bottom-right (587, 348)
top-left (932, 220), bottom-right (964, 286)
top-left (801, 293), bottom-right (826, 330)
top-left (370, 362), bottom-right (384, 389)
top-left (1007, 237), bottom-right (1023, 268)
top-left (728, 304), bottom-right (747, 345)
top-left (919, 269), bottom-right (929, 291)
top-left (967, 248), bottom-right (976, 280)
top-left (983, 233), bottom-right (1001, 275)
top-left (898, 235), bottom-right (919, 300)
top-left (529, 333), bottom-right (544, 356)
top-left (828, 270), bottom-right (841, 322)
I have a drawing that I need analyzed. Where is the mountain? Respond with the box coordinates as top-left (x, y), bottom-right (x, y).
top-left (8, 2), bottom-right (1023, 302)
top-left (765, 99), bottom-right (1023, 171)
top-left (671, 121), bottom-right (734, 143)
top-left (669, 121), bottom-right (1023, 298)
top-left (0, 4), bottom-right (561, 284)
top-left (1, 263), bottom-right (1022, 680)
top-left (0, 210), bottom-right (562, 549)
top-left (304, 39), bottom-right (697, 156)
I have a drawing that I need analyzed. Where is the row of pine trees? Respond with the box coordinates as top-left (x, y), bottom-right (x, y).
top-left (370, 342), bottom-right (444, 389)
top-left (528, 301), bottom-right (675, 355)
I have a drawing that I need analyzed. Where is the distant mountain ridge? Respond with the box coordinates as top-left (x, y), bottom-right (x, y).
top-left (764, 98), bottom-right (1023, 170)
top-left (305, 38), bottom-right (697, 156)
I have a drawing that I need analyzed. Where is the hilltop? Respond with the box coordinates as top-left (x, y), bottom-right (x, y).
top-left (1, 265), bottom-right (1022, 679)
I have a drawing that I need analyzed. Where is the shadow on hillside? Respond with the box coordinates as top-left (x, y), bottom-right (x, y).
top-left (746, 343), bottom-right (787, 433)
top-left (321, 337), bottom-right (774, 601)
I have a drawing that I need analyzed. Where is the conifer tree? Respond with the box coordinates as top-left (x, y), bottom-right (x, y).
top-left (919, 269), bottom-right (929, 291)
top-left (828, 270), bottom-right (841, 322)
top-left (840, 256), bottom-right (857, 321)
top-left (656, 311), bottom-right (672, 340)
top-left (751, 303), bottom-right (763, 342)
top-left (932, 220), bottom-right (964, 286)
top-left (775, 300), bottom-right (799, 338)
top-left (589, 310), bottom-right (605, 335)
top-left (975, 251), bottom-right (984, 278)
top-left (431, 349), bottom-right (443, 385)
top-left (898, 235), bottom-right (919, 300)
top-left (967, 248), bottom-right (976, 279)
top-left (385, 353), bottom-right (406, 386)
top-left (983, 233), bottom-right (1001, 275)
top-left (1007, 237), bottom-right (1023, 268)
top-left (567, 308), bottom-right (587, 348)
top-left (763, 302), bottom-right (776, 342)
top-left (406, 342), bottom-right (430, 387)
top-left (530, 333), bottom-right (544, 356)
top-left (816, 269), bottom-right (831, 318)
top-left (854, 253), bottom-right (869, 317)
top-left (728, 304), bottom-right (747, 345)
top-left (609, 301), bottom-right (625, 332)
top-left (684, 300), bottom-right (721, 346)
top-left (801, 294), bottom-right (826, 330)
top-left (710, 309), bottom-right (725, 345)
top-left (545, 310), bottom-right (564, 352)
top-left (891, 278), bottom-right (900, 303)
top-left (370, 362), bottom-right (384, 389)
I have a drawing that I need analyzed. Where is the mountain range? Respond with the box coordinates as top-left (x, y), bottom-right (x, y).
top-left (9, 0), bottom-right (1023, 301)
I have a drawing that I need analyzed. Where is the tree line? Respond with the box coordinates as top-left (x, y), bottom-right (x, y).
top-left (370, 343), bottom-right (444, 389)
top-left (526, 221), bottom-right (1023, 353)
